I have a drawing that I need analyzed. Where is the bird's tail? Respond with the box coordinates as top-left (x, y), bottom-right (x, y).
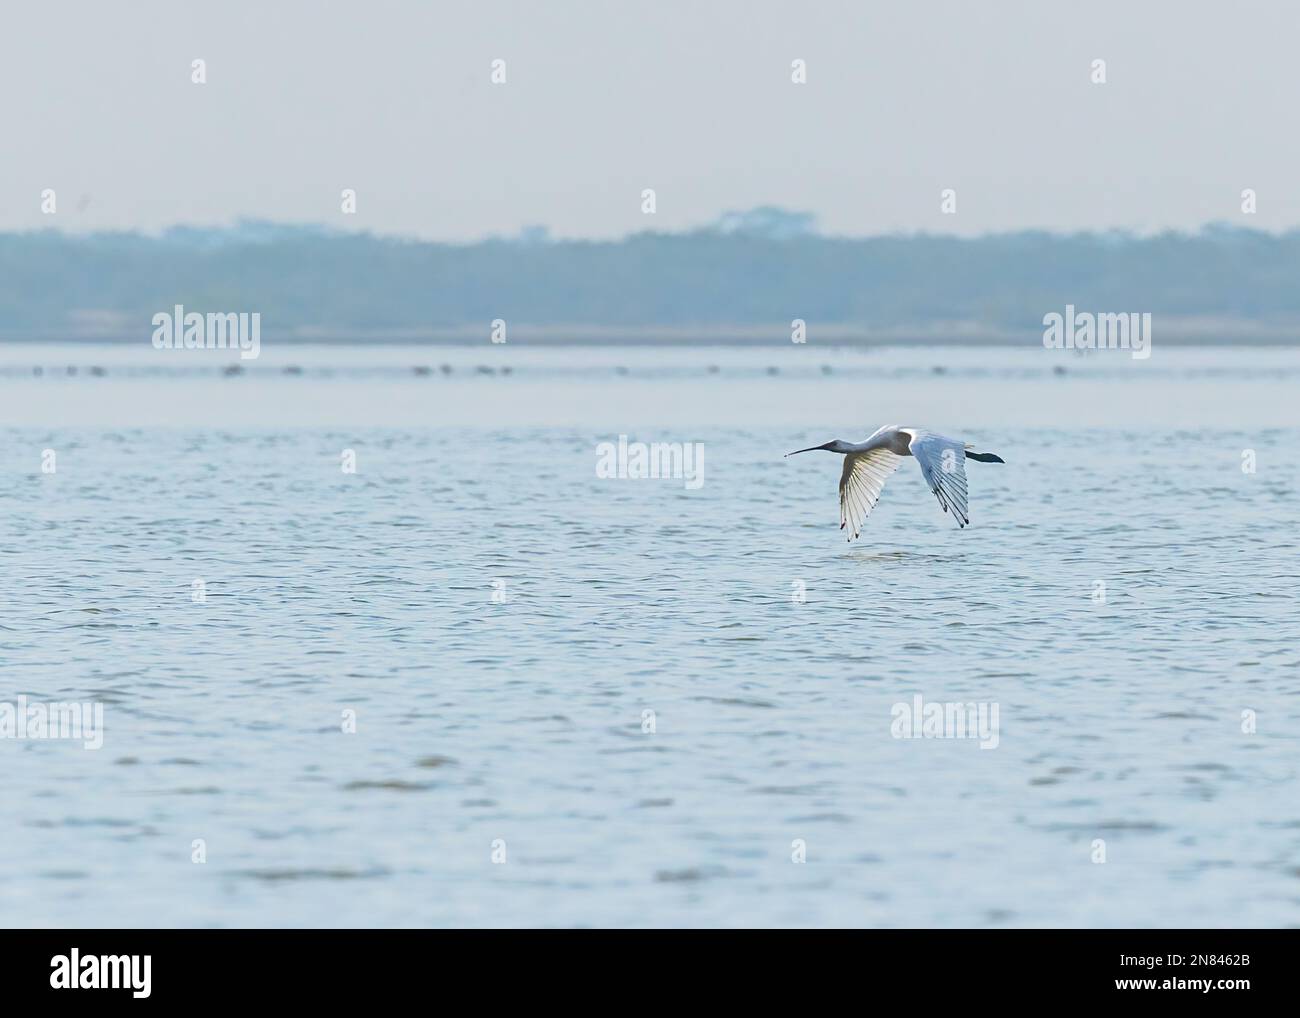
top-left (965, 450), bottom-right (1005, 463)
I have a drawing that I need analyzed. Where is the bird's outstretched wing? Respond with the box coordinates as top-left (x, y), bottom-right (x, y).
top-left (839, 449), bottom-right (902, 540)
top-left (906, 430), bottom-right (969, 527)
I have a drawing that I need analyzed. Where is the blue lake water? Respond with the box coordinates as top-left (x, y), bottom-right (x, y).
top-left (1, 342), bottom-right (1297, 927)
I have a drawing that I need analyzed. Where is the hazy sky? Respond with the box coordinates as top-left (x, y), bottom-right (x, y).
top-left (2, 0), bottom-right (1296, 240)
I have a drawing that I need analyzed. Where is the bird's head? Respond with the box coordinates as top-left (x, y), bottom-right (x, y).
top-left (785, 439), bottom-right (849, 457)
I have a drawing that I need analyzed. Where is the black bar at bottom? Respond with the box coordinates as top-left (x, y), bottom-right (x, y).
top-left (0, 929), bottom-right (1287, 1004)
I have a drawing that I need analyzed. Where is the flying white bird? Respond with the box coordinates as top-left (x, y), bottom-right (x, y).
top-left (786, 425), bottom-right (1004, 540)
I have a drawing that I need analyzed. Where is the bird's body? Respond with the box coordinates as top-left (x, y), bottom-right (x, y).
top-left (786, 425), bottom-right (1004, 540)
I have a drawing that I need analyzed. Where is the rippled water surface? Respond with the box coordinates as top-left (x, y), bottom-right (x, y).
top-left (1, 343), bottom-right (1298, 927)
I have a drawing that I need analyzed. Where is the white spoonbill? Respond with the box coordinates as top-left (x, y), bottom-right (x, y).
top-left (786, 425), bottom-right (1004, 540)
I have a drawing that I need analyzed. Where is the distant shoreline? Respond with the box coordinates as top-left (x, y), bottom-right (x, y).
top-left (3, 324), bottom-right (1299, 347)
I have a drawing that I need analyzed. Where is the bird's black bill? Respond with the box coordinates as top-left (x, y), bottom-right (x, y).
top-left (785, 442), bottom-right (834, 457)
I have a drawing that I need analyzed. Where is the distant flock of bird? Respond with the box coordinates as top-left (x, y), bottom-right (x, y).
top-left (26, 363), bottom-right (1067, 378)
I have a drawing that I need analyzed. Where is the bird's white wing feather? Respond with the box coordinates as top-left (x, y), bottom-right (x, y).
top-left (907, 430), bottom-right (970, 527)
top-left (839, 449), bottom-right (902, 540)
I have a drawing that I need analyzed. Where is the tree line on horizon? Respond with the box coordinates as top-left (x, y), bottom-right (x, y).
top-left (1, 220), bottom-right (1296, 336)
